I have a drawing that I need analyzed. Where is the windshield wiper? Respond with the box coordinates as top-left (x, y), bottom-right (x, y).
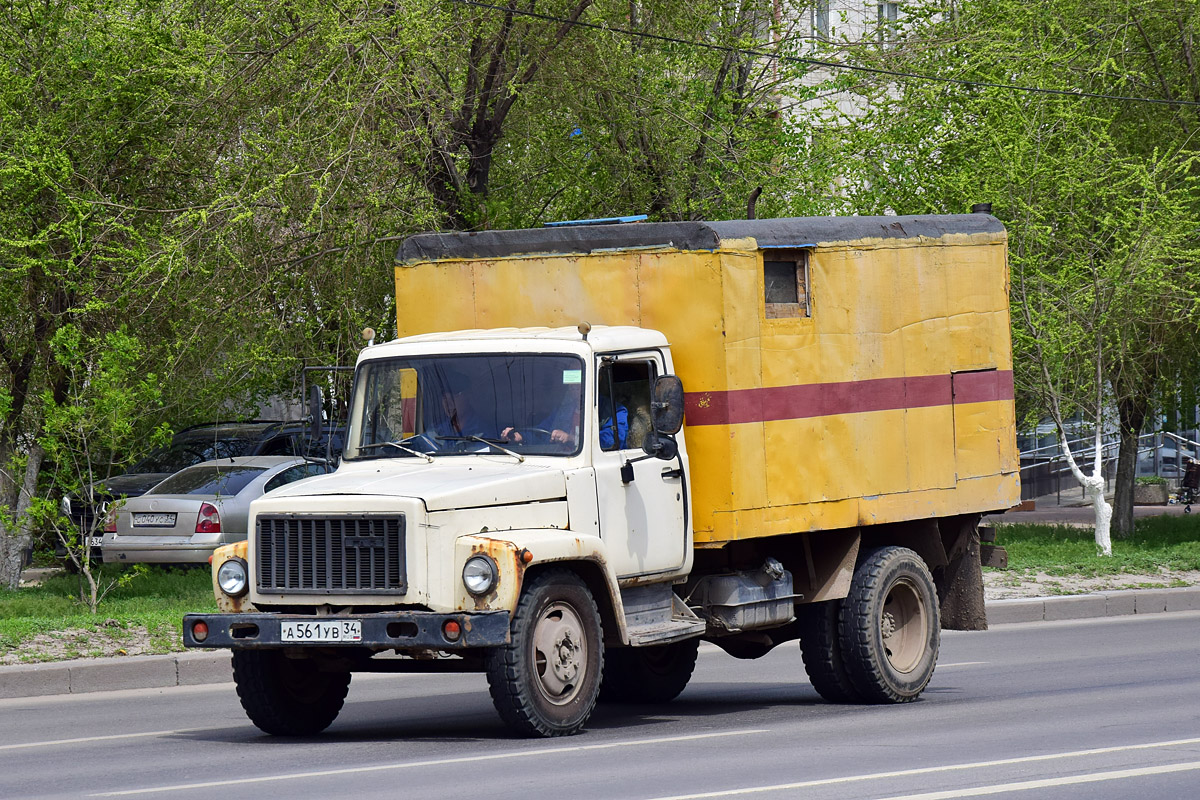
top-left (356, 441), bottom-right (435, 463)
top-left (438, 435), bottom-right (525, 462)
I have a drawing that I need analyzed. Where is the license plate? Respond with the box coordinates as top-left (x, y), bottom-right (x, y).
top-left (86, 536), bottom-right (103, 548)
top-left (280, 619), bottom-right (362, 643)
top-left (132, 512), bottom-right (177, 527)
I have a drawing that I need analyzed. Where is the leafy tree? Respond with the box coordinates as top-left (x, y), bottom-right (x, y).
top-left (1, 0), bottom-right (828, 590)
top-left (38, 328), bottom-right (162, 610)
top-left (820, 0), bottom-right (1200, 548)
top-left (0, 0), bottom-right (217, 587)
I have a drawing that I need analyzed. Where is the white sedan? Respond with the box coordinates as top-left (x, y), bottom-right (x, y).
top-left (102, 456), bottom-right (330, 564)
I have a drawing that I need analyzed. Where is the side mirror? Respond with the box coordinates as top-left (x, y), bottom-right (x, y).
top-left (650, 375), bottom-right (685, 435)
top-left (641, 431), bottom-right (679, 461)
top-left (308, 384), bottom-right (324, 442)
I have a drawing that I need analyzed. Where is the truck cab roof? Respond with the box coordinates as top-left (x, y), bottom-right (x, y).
top-left (368, 325), bottom-right (668, 357)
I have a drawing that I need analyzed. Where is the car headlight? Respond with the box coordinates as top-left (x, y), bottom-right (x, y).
top-left (462, 555), bottom-right (498, 596)
top-left (217, 558), bottom-right (249, 597)
top-left (61, 495), bottom-right (72, 516)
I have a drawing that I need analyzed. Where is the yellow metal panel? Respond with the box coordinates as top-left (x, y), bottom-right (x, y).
top-left (396, 261), bottom-right (477, 334)
top-left (637, 250), bottom-right (729, 391)
top-left (905, 405), bottom-right (957, 490)
top-left (698, 470), bottom-right (1019, 544)
top-left (397, 224), bottom-right (1020, 548)
top-left (720, 251), bottom-right (765, 393)
top-left (471, 254), bottom-right (643, 330)
top-left (955, 398), bottom-right (1019, 477)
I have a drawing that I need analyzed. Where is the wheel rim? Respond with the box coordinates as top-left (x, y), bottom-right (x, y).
top-left (880, 576), bottom-right (928, 674)
top-left (531, 601), bottom-right (588, 706)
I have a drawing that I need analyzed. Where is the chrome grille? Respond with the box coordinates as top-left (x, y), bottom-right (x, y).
top-left (256, 514), bottom-right (406, 594)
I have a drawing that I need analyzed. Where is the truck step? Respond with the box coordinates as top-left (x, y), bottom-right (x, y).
top-left (622, 587), bottom-right (705, 646)
top-left (626, 615), bottom-right (707, 646)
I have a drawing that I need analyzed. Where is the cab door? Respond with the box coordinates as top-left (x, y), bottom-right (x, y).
top-left (593, 353), bottom-right (688, 578)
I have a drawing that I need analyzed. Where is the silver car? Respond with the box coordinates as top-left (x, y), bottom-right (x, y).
top-left (103, 456), bottom-right (330, 564)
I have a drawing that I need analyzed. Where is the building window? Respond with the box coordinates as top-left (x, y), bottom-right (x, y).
top-left (764, 250), bottom-right (811, 319)
top-left (813, 0), bottom-right (830, 40)
top-left (878, 2), bottom-right (900, 41)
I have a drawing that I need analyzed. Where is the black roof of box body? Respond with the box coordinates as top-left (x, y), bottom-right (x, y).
top-left (395, 214), bottom-right (1006, 264)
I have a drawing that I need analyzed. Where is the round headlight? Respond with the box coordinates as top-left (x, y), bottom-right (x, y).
top-left (462, 555), bottom-right (498, 596)
top-left (217, 558), bottom-right (249, 597)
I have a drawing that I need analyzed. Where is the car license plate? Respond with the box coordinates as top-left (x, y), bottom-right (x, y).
top-left (85, 536), bottom-right (103, 548)
top-left (280, 619), bottom-right (362, 643)
top-left (132, 512), bottom-right (177, 527)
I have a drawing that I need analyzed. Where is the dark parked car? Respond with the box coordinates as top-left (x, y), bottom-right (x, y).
top-left (61, 420), bottom-right (345, 553)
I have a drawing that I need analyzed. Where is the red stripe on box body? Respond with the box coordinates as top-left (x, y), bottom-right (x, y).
top-left (683, 370), bottom-right (1013, 427)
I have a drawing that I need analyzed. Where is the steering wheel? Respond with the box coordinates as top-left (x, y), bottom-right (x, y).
top-left (504, 427), bottom-right (553, 445)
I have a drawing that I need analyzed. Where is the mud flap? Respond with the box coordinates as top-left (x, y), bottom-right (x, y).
top-left (934, 514), bottom-right (988, 631)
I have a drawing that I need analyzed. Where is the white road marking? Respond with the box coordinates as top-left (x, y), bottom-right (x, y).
top-left (933, 661), bottom-right (987, 668)
top-left (875, 761), bottom-right (1200, 800)
top-left (90, 728), bottom-right (770, 796)
top-left (641, 736), bottom-right (1200, 799)
top-left (0, 728), bottom-right (222, 751)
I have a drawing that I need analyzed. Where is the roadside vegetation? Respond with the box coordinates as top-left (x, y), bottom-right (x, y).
top-left (992, 517), bottom-right (1200, 577)
top-left (0, 566), bottom-right (215, 665)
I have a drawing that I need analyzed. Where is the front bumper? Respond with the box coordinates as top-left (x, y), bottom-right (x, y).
top-left (182, 610), bottom-right (511, 650)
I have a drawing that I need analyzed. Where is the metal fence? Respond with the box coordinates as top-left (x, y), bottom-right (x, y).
top-left (1018, 430), bottom-right (1200, 504)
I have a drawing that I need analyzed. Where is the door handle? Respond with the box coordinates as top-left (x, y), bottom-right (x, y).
top-left (661, 467), bottom-right (682, 480)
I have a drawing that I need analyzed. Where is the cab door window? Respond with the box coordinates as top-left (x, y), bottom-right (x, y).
top-left (597, 360), bottom-right (656, 451)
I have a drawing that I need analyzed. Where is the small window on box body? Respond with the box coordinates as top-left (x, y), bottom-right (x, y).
top-left (764, 250), bottom-right (811, 319)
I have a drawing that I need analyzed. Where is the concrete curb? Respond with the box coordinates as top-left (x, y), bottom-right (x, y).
top-left (985, 586), bottom-right (1200, 625)
top-left (3, 587), bottom-right (1198, 700)
top-left (0, 650), bottom-right (231, 700)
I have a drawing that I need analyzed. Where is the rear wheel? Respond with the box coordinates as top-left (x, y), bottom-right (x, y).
top-left (798, 600), bottom-right (861, 703)
top-left (838, 547), bottom-right (939, 703)
top-left (232, 650), bottom-right (351, 736)
top-left (486, 569), bottom-right (604, 737)
top-left (600, 638), bottom-right (700, 704)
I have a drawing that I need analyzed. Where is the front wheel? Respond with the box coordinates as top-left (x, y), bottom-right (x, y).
top-left (838, 546), bottom-right (939, 703)
top-left (232, 650), bottom-right (351, 735)
top-left (485, 569), bottom-right (604, 737)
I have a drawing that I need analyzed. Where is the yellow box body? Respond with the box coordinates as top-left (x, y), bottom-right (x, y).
top-left (395, 216), bottom-right (1020, 545)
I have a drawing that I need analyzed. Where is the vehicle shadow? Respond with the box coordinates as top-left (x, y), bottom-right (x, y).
top-left (174, 681), bottom-right (846, 745)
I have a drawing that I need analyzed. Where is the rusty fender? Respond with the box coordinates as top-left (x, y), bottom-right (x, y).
top-left (454, 530), bottom-right (626, 631)
top-left (210, 540), bottom-right (257, 614)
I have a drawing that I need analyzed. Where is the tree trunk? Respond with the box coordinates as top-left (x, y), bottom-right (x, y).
top-left (1112, 398), bottom-right (1148, 539)
top-left (0, 442), bottom-right (44, 590)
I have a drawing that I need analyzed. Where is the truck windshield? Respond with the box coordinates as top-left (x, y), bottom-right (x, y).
top-left (344, 354), bottom-right (586, 459)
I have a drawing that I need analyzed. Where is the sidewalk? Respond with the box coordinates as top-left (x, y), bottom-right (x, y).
top-left (984, 502), bottom-right (1191, 527)
top-left (3, 586), bottom-right (1199, 700)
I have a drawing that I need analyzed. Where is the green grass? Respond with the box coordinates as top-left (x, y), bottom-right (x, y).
top-left (992, 515), bottom-right (1200, 577)
top-left (0, 565), bottom-right (217, 664)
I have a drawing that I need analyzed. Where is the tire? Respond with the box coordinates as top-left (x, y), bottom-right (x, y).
top-left (599, 638), bottom-right (699, 704)
top-left (837, 546), bottom-right (939, 704)
top-left (232, 650), bottom-right (351, 736)
top-left (485, 569), bottom-right (604, 737)
top-left (798, 600), bottom-right (861, 703)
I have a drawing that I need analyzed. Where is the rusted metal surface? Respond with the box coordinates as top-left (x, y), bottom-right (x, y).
top-left (210, 540), bottom-right (257, 614)
top-left (467, 538), bottom-right (527, 611)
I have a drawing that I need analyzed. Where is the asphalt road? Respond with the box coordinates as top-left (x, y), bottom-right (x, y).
top-left (2, 613), bottom-right (1198, 800)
